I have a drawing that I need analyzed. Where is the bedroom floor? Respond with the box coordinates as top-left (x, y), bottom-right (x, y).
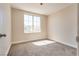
top-left (8, 39), bottom-right (77, 56)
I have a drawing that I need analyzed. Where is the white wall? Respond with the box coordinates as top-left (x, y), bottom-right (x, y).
top-left (11, 8), bottom-right (47, 44)
top-left (48, 4), bottom-right (77, 48)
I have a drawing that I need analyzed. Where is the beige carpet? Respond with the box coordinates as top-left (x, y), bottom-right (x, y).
top-left (8, 40), bottom-right (77, 56)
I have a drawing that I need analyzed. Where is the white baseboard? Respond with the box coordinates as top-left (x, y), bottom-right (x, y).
top-left (49, 38), bottom-right (77, 48)
top-left (6, 43), bottom-right (12, 56)
top-left (12, 38), bottom-right (47, 45)
top-left (12, 38), bottom-right (77, 48)
top-left (12, 40), bottom-right (29, 45)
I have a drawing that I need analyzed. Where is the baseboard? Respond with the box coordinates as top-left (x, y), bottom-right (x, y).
top-left (6, 43), bottom-right (12, 56)
top-left (12, 38), bottom-right (77, 48)
top-left (12, 40), bottom-right (28, 45)
top-left (49, 38), bottom-right (77, 49)
top-left (12, 38), bottom-right (48, 45)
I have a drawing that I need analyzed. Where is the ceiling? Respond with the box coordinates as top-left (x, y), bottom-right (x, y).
top-left (11, 3), bottom-right (73, 15)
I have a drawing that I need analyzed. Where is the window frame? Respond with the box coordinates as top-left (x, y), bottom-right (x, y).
top-left (24, 14), bottom-right (41, 33)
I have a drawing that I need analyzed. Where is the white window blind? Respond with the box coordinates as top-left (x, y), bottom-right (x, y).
top-left (24, 15), bottom-right (41, 33)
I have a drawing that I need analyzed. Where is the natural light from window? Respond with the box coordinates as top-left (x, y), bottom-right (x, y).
top-left (32, 40), bottom-right (56, 46)
top-left (24, 15), bottom-right (41, 33)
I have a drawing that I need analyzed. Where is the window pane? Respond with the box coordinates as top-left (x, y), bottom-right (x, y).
top-left (34, 16), bottom-right (41, 32)
top-left (24, 15), bottom-right (32, 33)
top-left (24, 15), bottom-right (41, 33)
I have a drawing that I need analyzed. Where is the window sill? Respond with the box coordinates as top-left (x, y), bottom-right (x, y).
top-left (24, 32), bottom-right (41, 34)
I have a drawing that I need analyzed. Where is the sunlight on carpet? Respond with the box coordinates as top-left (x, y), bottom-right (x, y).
top-left (32, 40), bottom-right (56, 46)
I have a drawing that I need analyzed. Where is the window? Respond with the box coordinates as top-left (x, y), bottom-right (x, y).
top-left (24, 15), bottom-right (41, 33)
